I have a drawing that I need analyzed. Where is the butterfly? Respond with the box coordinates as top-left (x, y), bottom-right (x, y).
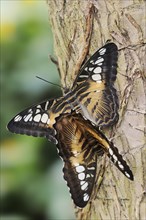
top-left (7, 42), bottom-right (134, 208)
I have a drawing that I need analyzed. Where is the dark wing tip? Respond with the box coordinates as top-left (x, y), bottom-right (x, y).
top-left (108, 143), bottom-right (134, 181)
top-left (129, 170), bottom-right (134, 181)
top-left (63, 167), bottom-right (89, 208)
top-left (7, 117), bottom-right (57, 144)
top-left (106, 42), bottom-right (118, 49)
top-left (7, 119), bottom-right (16, 133)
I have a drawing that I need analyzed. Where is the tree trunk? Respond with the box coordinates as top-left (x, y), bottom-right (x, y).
top-left (47, 0), bottom-right (146, 219)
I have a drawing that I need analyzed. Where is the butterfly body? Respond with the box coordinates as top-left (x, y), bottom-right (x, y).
top-left (7, 43), bottom-right (134, 208)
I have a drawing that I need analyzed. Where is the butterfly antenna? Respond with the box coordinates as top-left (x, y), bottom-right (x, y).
top-left (36, 76), bottom-right (61, 88)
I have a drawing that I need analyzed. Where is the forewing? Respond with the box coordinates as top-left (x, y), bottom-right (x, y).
top-left (73, 43), bottom-right (119, 127)
top-left (74, 43), bottom-right (118, 85)
top-left (7, 99), bottom-right (57, 144)
top-left (54, 114), bottom-right (103, 208)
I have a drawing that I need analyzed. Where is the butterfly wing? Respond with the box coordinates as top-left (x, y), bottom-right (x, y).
top-left (7, 43), bottom-right (118, 141)
top-left (74, 43), bottom-right (118, 85)
top-left (7, 99), bottom-right (58, 144)
top-left (54, 114), bottom-right (104, 208)
top-left (54, 113), bottom-right (133, 207)
top-left (106, 142), bottom-right (134, 180)
top-left (75, 115), bottom-right (134, 181)
top-left (72, 43), bottom-right (119, 127)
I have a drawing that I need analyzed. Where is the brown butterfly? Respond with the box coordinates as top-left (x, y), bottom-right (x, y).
top-left (7, 43), bottom-right (133, 208)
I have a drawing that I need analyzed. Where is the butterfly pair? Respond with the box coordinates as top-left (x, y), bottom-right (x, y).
top-left (7, 43), bottom-right (134, 208)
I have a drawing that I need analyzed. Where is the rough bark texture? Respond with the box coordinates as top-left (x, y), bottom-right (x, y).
top-left (47, 0), bottom-right (146, 219)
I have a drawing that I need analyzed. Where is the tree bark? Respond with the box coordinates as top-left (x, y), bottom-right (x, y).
top-left (47, 0), bottom-right (146, 219)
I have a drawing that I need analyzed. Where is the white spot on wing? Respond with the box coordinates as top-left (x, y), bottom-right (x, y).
top-left (24, 114), bottom-right (32, 122)
top-left (78, 173), bottom-right (85, 180)
top-left (14, 115), bottom-right (19, 121)
top-left (79, 74), bottom-right (88, 78)
top-left (28, 109), bottom-right (33, 113)
top-left (95, 57), bottom-right (104, 64)
top-left (76, 165), bottom-right (85, 173)
top-left (113, 155), bottom-right (118, 163)
top-left (36, 109), bottom-right (40, 114)
top-left (83, 193), bottom-right (89, 201)
top-left (99, 48), bottom-right (106, 55)
top-left (109, 148), bottom-right (113, 156)
top-left (41, 113), bottom-right (49, 123)
top-left (81, 182), bottom-right (88, 190)
top-left (86, 174), bottom-right (91, 178)
top-left (80, 181), bottom-right (85, 185)
top-left (93, 67), bottom-right (102, 74)
top-left (45, 101), bottom-right (49, 110)
top-left (33, 114), bottom-right (41, 122)
top-left (88, 67), bottom-right (94, 71)
top-left (118, 161), bottom-right (124, 170)
top-left (29, 116), bottom-right (33, 121)
top-left (14, 115), bottom-right (22, 122)
top-left (92, 74), bottom-right (101, 82)
top-left (98, 62), bottom-right (103, 66)
top-left (90, 60), bottom-right (94, 64)
top-left (125, 171), bottom-right (130, 178)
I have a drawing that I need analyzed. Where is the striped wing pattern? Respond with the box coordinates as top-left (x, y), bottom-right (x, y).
top-left (7, 43), bottom-right (134, 208)
top-left (7, 99), bottom-right (57, 144)
top-left (55, 115), bottom-right (98, 207)
top-left (72, 43), bottom-right (119, 127)
top-left (7, 43), bottom-right (119, 139)
top-left (54, 113), bottom-right (133, 207)
top-left (7, 97), bottom-right (71, 144)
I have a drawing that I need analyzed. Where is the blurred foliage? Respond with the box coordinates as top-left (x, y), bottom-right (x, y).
top-left (1, 1), bottom-right (75, 220)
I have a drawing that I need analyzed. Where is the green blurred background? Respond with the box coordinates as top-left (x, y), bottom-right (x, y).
top-left (1, 1), bottom-right (75, 219)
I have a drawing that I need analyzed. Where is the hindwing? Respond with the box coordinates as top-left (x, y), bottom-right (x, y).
top-left (54, 113), bottom-right (133, 208)
top-left (54, 114), bottom-right (102, 207)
